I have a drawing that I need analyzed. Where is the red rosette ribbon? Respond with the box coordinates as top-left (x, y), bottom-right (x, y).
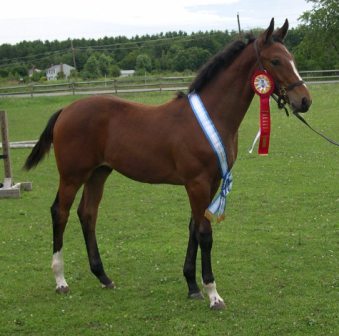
top-left (251, 70), bottom-right (275, 155)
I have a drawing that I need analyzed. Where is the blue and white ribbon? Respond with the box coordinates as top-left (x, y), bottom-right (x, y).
top-left (188, 92), bottom-right (233, 222)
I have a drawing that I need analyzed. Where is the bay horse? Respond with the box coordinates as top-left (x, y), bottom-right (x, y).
top-left (24, 19), bottom-right (311, 310)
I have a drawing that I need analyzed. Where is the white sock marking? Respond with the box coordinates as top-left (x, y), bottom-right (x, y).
top-left (51, 250), bottom-right (68, 289)
top-left (203, 281), bottom-right (224, 308)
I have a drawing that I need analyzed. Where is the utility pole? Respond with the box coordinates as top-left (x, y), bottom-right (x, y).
top-left (237, 12), bottom-right (243, 40)
top-left (71, 40), bottom-right (77, 71)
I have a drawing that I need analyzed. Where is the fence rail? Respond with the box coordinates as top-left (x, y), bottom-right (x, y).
top-left (0, 70), bottom-right (338, 98)
top-left (0, 76), bottom-right (193, 97)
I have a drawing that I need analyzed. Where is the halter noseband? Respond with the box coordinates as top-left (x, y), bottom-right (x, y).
top-left (254, 39), bottom-right (304, 115)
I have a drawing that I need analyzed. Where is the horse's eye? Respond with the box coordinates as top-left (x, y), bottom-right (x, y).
top-left (271, 59), bottom-right (280, 66)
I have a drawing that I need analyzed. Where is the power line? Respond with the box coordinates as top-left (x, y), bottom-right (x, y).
top-left (76, 32), bottom-right (220, 50)
top-left (0, 50), bottom-right (72, 69)
top-left (0, 48), bottom-right (70, 65)
top-left (0, 30), bottom-right (230, 69)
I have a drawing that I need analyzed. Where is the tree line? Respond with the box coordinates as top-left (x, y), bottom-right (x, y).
top-left (0, 0), bottom-right (337, 82)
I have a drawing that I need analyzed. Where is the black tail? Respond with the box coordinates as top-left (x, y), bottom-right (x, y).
top-left (23, 109), bottom-right (62, 171)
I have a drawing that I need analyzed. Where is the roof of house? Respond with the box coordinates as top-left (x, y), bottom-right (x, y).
top-left (47, 64), bottom-right (75, 71)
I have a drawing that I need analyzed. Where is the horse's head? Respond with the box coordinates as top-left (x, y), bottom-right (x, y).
top-left (256, 18), bottom-right (312, 113)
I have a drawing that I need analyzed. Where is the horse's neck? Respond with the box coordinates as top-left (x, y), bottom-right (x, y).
top-left (199, 45), bottom-right (257, 166)
top-left (203, 47), bottom-right (256, 132)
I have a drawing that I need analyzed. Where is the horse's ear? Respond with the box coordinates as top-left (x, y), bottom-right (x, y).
top-left (274, 19), bottom-right (289, 41)
top-left (259, 18), bottom-right (275, 45)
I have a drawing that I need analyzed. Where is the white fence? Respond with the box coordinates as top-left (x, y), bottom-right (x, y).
top-left (0, 70), bottom-right (338, 98)
top-left (299, 69), bottom-right (339, 84)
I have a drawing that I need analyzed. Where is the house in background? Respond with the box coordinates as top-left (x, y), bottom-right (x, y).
top-left (46, 64), bottom-right (75, 81)
top-left (120, 69), bottom-right (135, 77)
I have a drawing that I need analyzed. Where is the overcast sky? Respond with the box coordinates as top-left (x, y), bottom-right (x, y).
top-left (0, 0), bottom-right (313, 45)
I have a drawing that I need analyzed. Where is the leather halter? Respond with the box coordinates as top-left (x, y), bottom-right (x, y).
top-left (253, 39), bottom-right (304, 114)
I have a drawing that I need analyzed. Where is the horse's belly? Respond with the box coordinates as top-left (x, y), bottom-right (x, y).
top-left (113, 159), bottom-right (182, 185)
top-left (106, 145), bottom-right (183, 185)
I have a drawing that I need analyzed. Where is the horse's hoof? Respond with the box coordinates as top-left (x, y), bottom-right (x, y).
top-left (188, 291), bottom-right (204, 300)
top-left (55, 286), bottom-right (69, 294)
top-left (101, 282), bottom-right (116, 289)
top-left (210, 300), bottom-right (226, 310)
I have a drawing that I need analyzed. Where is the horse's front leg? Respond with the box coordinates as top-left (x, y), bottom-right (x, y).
top-left (199, 219), bottom-right (225, 310)
top-left (183, 217), bottom-right (204, 299)
top-left (185, 179), bottom-right (225, 310)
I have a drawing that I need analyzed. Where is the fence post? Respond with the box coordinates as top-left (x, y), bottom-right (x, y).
top-left (114, 80), bottom-right (117, 94)
top-left (0, 111), bottom-right (12, 183)
top-left (0, 110), bottom-right (32, 198)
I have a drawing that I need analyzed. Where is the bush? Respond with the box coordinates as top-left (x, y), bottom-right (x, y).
top-left (110, 64), bottom-right (120, 78)
top-left (31, 71), bottom-right (43, 82)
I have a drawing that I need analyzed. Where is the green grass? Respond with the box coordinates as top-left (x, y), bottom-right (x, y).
top-left (0, 85), bottom-right (338, 335)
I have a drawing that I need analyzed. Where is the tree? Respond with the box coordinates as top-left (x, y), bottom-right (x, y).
top-left (172, 48), bottom-right (190, 72)
top-left (31, 70), bottom-right (43, 82)
top-left (110, 64), bottom-right (121, 77)
top-left (135, 54), bottom-right (152, 75)
top-left (188, 47), bottom-right (211, 70)
top-left (10, 65), bottom-right (28, 78)
top-left (295, 0), bottom-right (339, 69)
top-left (0, 68), bottom-right (9, 78)
top-left (119, 50), bottom-right (139, 70)
top-left (172, 47), bottom-right (211, 72)
top-left (82, 54), bottom-right (100, 79)
top-left (97, 54), bottom-right (112, 76)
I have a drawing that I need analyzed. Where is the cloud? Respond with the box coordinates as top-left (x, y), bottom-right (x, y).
top-left (0, 0), bottom-right (311, 43)
top-left (1, 0), bottom-right (237, 20)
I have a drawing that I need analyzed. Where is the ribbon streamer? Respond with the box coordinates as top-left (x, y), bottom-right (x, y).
top-left (248, 129), bottom-right (261, 154)
top-left (204, 171), bottom-right (233, 223)
top-left (258, 95), bottom-right (271, 155)
top-left (188, 93), bottom-right (232, 222)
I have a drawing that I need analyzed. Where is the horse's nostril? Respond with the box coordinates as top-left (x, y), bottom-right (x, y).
top-left (301, 97), bottom-right (310, 112)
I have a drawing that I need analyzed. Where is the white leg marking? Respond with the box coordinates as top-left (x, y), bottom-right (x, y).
top-left (203, 281), bottom-right (225, 309)
top-left (51, 250), bottom-right (68, 290)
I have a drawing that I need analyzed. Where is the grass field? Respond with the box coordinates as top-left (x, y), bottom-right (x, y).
top-left (0, 85), bottom-right (338, 335)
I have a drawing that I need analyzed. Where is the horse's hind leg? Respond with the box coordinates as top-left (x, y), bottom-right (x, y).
top-left (51, 181), bottom-right (81, 293)
top-left (77, 166), bottom-right (114, 289)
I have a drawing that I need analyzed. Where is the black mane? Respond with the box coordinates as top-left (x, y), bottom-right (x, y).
top-left (188, 38), bottom-right (254, 93)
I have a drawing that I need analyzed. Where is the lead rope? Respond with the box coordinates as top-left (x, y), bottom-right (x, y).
top-left (293, 112), bottom-right (339, 146)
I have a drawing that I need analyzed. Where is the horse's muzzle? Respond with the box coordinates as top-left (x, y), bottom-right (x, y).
top-left (292, 96), bottom-right (312, 113)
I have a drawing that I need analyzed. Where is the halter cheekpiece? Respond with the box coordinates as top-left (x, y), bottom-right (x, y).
top-left (254, 39), bottom-right (304, 115)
